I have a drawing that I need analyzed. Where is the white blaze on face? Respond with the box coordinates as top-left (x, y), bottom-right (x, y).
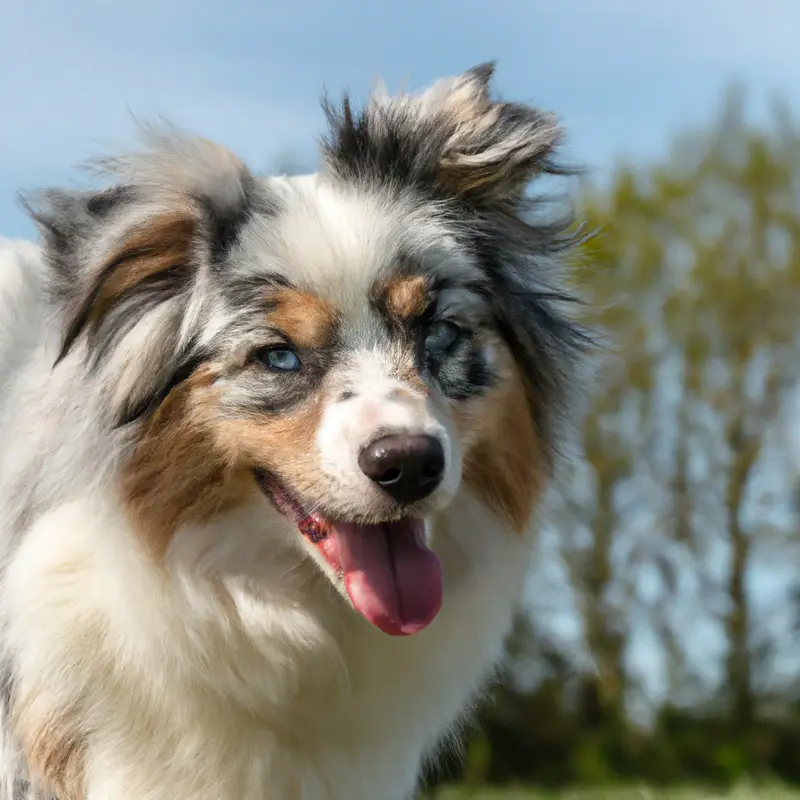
top-left (310, 345), bottom-right (462, 637)
top-left (316, 346), bottom-right (461, 505)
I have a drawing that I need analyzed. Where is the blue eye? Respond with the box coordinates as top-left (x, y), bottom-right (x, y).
top-left (424, 321), bottom-right (462, 354)
top-left (258, 347), bottom-right (302, 372)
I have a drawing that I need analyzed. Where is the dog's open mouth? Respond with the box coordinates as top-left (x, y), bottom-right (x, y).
top-left (254, 471), bottom-right (442, 636)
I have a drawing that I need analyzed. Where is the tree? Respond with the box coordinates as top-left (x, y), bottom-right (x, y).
top-left (447, 86), bottom-right (800, 789)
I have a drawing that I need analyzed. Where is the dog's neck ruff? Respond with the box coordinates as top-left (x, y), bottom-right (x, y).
top-left (1, 493), bottom-right (530, 799)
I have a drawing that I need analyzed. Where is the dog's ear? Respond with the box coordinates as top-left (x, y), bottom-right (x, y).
top-left (23, 130), bottom-right (256, 425)
top-left (416, 62), bottom-right (563, 205)
top-left (322, 62), bottom-right (563, 208)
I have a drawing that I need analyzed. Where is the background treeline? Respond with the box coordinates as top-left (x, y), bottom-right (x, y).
top-left (424, 86), bottom-right (800, 791)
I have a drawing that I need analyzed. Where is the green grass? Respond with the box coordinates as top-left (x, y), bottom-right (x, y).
top-left (431, 786), bottom-right (799, 799)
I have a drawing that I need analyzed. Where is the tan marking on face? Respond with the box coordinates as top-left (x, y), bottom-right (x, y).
top-left (268, 288), bottom-right (338, 349)
top-left (122, 357), bottom-right (331, 554)
top-left (383, 274), bottom-right (427, 319)
top-left (460, 356), bottom-right (545, 533)
top-left (219, 393), bottom-right (325, 497)
top-left (122, 366), bottom-right (253, 556)
top-left (121, 286), bottom-right (340, 554)
top-left (15, 701), bottom-right (85, 799)
top-left (91, 211), bottom-right (196, 322)
top-left (370, 274), bottom-right (434, 393)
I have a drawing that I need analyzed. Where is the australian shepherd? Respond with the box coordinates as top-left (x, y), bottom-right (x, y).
top-left (0, 64), bottom-right (590, 799)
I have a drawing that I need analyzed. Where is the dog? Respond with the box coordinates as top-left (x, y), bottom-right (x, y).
top-left (0, 63), bottom-right (590, 799)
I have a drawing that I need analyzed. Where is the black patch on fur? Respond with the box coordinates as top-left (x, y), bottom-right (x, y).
top-left (321, 94), bottom-right (451, 198)
top-left (85, 185), bottom-right (138, 217)
top-left (201, 193), bottom-right (250, 260)
top-left (220, 271), bottom-right (293, 309)
top-left (426, 332), bottom-right (497, 400)
top-left (469, 226), bottom-right (593, 456)
top-left (21, 189), bottom-right (105, 301)
top-left (117, 343), bottom-right (210, 426)
top-left (198, 174), bottom-right (278, 265)
top-left (319, 62), bottom-right (494, 194)
top-left (88, 264), bottom-right (194, 369)
top-left (370, 264), bottom-right (500, 400)
top-left (320, 62), bottom-right (563, 207)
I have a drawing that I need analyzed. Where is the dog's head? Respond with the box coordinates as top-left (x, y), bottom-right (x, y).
top-left (26, 64), bottom-right (588, 636)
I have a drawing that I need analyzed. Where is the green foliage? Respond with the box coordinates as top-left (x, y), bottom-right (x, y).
top-left (423, 84), bottom-right (800, 792)
top-left (433, 786), bottom-right (798, 800)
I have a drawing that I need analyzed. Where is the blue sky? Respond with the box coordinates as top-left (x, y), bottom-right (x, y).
top-left (3, 0), bottom-right (800, 240)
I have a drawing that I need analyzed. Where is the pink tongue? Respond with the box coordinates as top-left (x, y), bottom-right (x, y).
top-left (332, 520), bottom-right (443, 636)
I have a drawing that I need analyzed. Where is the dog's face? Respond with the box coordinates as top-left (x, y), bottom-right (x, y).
top-left (28, 64), bottom-right (587, 637)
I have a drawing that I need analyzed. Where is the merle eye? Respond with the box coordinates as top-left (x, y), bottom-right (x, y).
top-left (424, 320), bottom-right (462, 355)
top-left (257, 347), bottom-right (302, 373)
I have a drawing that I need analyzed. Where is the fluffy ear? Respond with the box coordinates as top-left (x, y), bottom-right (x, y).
top-left (321, 62), bottom-right (564, 206)
top-left (23, 129), bottom-right (257, 425)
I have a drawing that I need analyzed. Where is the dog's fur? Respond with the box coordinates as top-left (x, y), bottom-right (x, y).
top-left (0, 64), bottom-right (589, 799)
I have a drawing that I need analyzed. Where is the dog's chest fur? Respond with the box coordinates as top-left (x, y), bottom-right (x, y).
top-left (2, 492), bottom-right (530, 800)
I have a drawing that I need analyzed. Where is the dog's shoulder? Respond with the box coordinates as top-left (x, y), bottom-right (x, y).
top-left (0, 237), bottom-right (47, 311)
top-left (0, 236), bottom-right (44, 272)
top-left (0, 237), bottom-right (51, 394)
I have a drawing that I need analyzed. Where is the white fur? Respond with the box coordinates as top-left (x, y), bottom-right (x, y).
top-left (316, 346), bottom-right (461, 514)
top-left (0, 242), bottom-right (534, 799)
top-left (244, 177), bottom-right (483, 311)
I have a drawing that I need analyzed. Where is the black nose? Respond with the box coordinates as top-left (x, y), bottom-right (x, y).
top-left (358, 434), bottom-right (445, 504)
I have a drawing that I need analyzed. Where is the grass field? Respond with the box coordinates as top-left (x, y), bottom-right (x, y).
top-left (431, 786), bottom-right (797, 799)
